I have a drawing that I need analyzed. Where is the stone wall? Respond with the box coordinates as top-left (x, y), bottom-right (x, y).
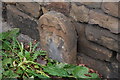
top-left (2, 2), bottom-right (120, 78)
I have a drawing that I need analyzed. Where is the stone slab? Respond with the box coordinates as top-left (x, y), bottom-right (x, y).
top-left (89, 10), bottom-right (120, 34)
top-left (7, 5), bottom-right (40, 41)
top-left (101, 2), bottom-right (119, 18)
top-left (73, 22), bottom-right (113, 61)
top-left (70, 3), bottom-right (89, 22)
top-left (85, 24), bottom-right (119, 52)
top-left (16, 2), bottom-right (41, 18)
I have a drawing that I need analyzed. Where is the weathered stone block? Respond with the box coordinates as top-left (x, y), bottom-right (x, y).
top-left (89, 10), bottom-right (119, 34)
top-left (85, 25), bottom-right (119, 52)
top-left (70, 3), bottom-right (89, 22)
top-left (73, 22), bottom-right (113, 61)
top-left (38, 11), bottom-right (77, 64)
top-left (80, 2), bottom-right (102, 9)
top-left (101, 2), bottom-right (119, 18)
top-left (16, 2), bottom-right (41, 18)
top-left (7, 5), bottom-right (40, 40)
top-left (77, 53), bottom-right (119, 78)
top-left (41, 2), bottom-right (70, 16)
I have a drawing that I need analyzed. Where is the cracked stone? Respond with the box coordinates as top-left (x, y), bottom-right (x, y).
top-left (89, 10), bottom-right (120, 34)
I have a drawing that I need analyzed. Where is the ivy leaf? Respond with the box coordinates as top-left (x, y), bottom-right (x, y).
top-left (43, 65), bottom-right (69, 77)
top-left (88, 73), bottom-right (100, 79)
top-left (72, 66), bottom-right (90, 78)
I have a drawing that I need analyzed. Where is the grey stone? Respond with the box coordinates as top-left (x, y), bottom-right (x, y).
top-left (73, 22), bottom-right (113, 61)
top-left (89, 10), bottom-right (120, 34)
top-left (17, 34), bottom-right (33, 43)
top-left (16, 2), bottom-right (41, 18)
top-left (80, 2), bottom-right (102, 9)
top-left (7, 5), bottom-right (40, 41)
top-left (41, 2), bottom-right (70, 16)
top-left (85, 25), bottom-right (119, 52)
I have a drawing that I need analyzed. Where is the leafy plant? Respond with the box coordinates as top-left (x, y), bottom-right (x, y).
top-left (0, 28), bottom-right (101, 80)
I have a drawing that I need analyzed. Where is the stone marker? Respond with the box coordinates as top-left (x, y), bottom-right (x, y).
top-left (38, 11), bottom-right (77, 64)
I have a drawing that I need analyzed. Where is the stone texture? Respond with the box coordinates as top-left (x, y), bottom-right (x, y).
top-left (4, 2), bottom-right (120, 78)
top-left (38, 11), bottom-right (77, 64)
top-left (41, 2), bottom-right (70, 16)
top-left (73, 22), bottom-right (113, 61)
top-left (117, 53), bottom-right (120, 62)
top-left (70, 3), bottom-right (89, 22)
top-left (7, 5), bottom-right (40, 41)
top-left (89, 10), bottom-right (119, 34)
top-left (85, 25), bottom-right (119, 52)
top-left (101, 2), bottom-right (119, 18)
top-left (16, 2), bottom-right (41, 18)
top-left (77, 53), bottom-right (119, 78)
top-left (80, 2), bottom-right (102, 9)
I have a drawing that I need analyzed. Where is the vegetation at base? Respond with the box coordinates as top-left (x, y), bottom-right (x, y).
top-left (0, 28), bottom-right (101, 80)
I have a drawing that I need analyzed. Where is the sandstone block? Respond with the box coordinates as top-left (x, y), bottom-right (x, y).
top-left (41, 2), bottom-right (70, 16)
top-left (38, 11), bottom-right (77, 64)
top-left (70, 3), bottom-right (89, 22)
top-left (101, 2), bottom-right (119, 18)
top-left (73, 22), bottom-right (113, 61)
top-left (77, 53), bottom-right (119, 78)
top-left (85, 25), bottom-right (119, 52)
top-left (89, 10), bottom-right (119, 34)
top-left (80, 2), bottom-right (102, 9)
top-left (7, 5), bottom-right (40, 40)
top-left (16, 2), bottom-right (41, 18)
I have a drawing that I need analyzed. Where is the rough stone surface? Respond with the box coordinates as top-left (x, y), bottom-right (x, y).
top-left (38, 11), bottom-right (77, 64)
top-left (4, 2), bottom-right (120, 78)
top-left (117, 53), bottom-right (120, 62)
top-left (89, 10), bottom-right (119, 34)
top-left (70, 3), bottom-right (89, 22)
top-left (77, 53), bottom-right (119, 78)
top-left (7, 5), bottom-right (40, 41)
top-left (85, 25), bottom-right (119, 52)
top-left (16, 2), bottom-right (41, 18)
top-left (41, 2), bottom-right (70, 16)
top-left (1, 22), bottom-right (12, 33)
top-left (73, 22), bottom-right (113, 61)
top-left (101, 2), bottom-right (119, 18)
top-left (80, 2), bottom-right (102, 9)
